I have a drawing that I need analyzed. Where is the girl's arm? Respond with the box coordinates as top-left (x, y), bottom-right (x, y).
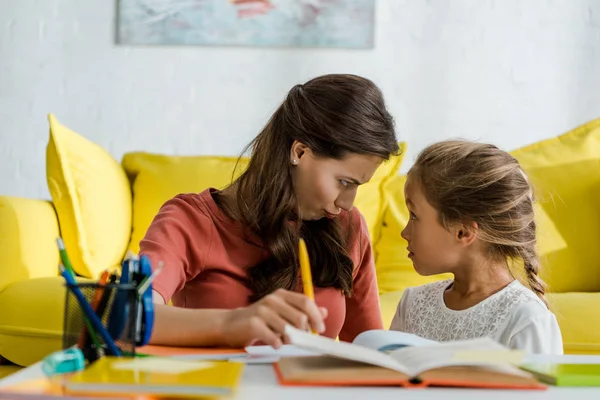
top-left (508, 304), bottom-right (564, 355)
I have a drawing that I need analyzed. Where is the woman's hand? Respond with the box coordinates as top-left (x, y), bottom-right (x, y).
top-left (220, 288), bottom-right (328, 348)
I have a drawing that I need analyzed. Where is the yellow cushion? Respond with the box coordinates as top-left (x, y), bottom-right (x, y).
top-left (46, 114), bottom-right (132, 278)
top-left (0, 277), bottom-right (67, 366)
top-left (123, 145), bottom-right (406, 253)
top-left (353, 142), bottom-right (406, 242)
top-left (547, 292), bottom-right (600, 355)
top-left (0, 197), bottom-right (60, 291)
top-left (374, 174), bottom-right (452, 294)
top-left (511, 118), bottom-right (600, 292)
top-left (122, 153), bottom-right (249, 253)
top-left (379, 290), bottom-right (404, 330)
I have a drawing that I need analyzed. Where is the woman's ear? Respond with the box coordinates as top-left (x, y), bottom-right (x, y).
top-left (290, 140), bottom-right (310, 164)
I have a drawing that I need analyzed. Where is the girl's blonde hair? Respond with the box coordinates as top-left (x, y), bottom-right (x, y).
top-left (409, 140), bottom-right (548, 307)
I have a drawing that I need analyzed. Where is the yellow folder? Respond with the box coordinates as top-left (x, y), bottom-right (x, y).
top-left (65, 356), bottom-right (244, 398)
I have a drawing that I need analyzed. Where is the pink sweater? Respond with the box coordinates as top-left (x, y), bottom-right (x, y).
top-left (140, 189), bottom-right (383, 342)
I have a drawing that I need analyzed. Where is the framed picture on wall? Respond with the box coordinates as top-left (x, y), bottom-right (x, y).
top-left (116, 0), bottom-right (375, 49)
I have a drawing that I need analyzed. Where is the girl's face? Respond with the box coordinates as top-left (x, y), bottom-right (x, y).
top-left (401, 174), bottom-right (464, 276)
top-left (291, 142), bottom-right (382, 221)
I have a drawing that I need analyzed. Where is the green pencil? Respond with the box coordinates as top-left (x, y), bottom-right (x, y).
top-left (56, 237), bottom-right (76, 276)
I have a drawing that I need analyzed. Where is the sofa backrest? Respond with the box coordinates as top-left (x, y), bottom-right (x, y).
top-left (0, 196), bottom-right (61, 291)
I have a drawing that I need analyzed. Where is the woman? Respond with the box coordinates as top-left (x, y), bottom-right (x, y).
top-left (141, 74), bottom-right (399, 348)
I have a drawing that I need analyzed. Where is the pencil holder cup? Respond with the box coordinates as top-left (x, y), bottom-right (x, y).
top-left (62, 282), bottom-right (139, 363)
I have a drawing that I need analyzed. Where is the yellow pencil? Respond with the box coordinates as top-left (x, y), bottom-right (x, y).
top-left (298, 238), bottom-right (317, 334)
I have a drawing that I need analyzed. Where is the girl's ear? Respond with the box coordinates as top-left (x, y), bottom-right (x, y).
top-left (455, 221), bottom-right (478, 246)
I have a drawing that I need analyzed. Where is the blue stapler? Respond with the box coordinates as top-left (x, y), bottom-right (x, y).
top-left (136, 254), bottom-right (155, 346)
top-left (107, 255), bottom-right (133, 341)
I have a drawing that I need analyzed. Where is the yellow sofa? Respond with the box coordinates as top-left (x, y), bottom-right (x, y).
top-left (1, 115), bottom-right (600, 367)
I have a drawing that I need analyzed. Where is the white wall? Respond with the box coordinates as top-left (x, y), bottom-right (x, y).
top-left (1, 0), bottom-right (599, 200)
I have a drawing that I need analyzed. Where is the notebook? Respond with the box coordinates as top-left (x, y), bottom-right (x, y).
top-left (520, 363), bottom-right (600, 386)
top-left (64, 356), bottom-right (244, 398)
top-left (136, 345), bottom-right (245, 358)
top-left (275, 326), bottom-right (545, 390)
top-left (138, 343), bottom-right (315, 364)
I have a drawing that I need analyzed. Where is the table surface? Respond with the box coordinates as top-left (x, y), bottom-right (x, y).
top-left (2, 354), bottom-right (600, 399)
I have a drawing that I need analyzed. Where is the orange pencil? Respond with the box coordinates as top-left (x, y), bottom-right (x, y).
top-left (77, 270), bottom-right (109, 349)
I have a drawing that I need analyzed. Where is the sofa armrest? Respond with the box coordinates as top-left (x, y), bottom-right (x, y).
top-left (0, 196), bottom-right (60, 292)
top-left (548, 292), bottom-right (600, 355)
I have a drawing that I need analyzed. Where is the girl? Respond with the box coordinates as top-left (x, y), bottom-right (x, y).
top-left (141, 74), bottom-right (399, 349)
top-left (390, 140), bottom-right (563, 354)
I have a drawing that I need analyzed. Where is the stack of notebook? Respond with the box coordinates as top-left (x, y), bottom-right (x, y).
top-left (0, 357), bottom-right (244, 399)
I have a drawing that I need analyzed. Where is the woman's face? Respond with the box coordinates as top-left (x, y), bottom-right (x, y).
top-left (291, 142), bottom-right (383, 221)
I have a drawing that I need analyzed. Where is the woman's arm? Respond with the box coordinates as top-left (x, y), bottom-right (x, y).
top-left (139, 195), bottom-right (205, 303)
top-left (141, 195), bottom-right (235, 347)
top-left (149, 291), bottom-right (228, 346)
top-left (339, 211), bottom-right (384, 342)
top-left (150, 289), bottom-right (327, 348)
top-left (142, 194), bottom-right (326, 348)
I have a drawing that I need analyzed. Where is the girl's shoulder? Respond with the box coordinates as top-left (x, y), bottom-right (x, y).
top-left (503, 280), bottom-right (548, 309)
top-left (506, 281), bottom-right (555, 313)
top-left (498, 280), bottom-right (558, 329)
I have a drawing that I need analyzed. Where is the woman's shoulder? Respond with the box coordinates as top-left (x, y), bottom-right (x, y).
top-left (159, 190), bottom-right (210, 214)
top-left (336, 208), bottom-right (370, 256)
top-left (337, 207), bottom-right (368, 233)
top-left (154, 189), bottom-right (220, 228)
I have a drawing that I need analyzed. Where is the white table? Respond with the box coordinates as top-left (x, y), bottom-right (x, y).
top-left (2, 355), bottom-right (600, 399)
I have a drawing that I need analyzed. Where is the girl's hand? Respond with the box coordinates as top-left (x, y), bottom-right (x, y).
top-left (220, 288), bottom-right (328, 348)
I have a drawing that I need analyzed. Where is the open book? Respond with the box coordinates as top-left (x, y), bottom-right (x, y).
top-left (275, 326), bottom-right (545, 390)
top-left (352, 328), bottom-right (438, 351)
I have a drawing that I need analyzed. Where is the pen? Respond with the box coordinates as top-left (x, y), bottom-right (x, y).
top-left (137, 261), bottom-right (164, 296)
top-left (56, 237), bottom-right (75, 276)
top-left (298, 238), bottom-right (317, 334)
top-left (56, 237), bottom-right (76, 277)
top-left (95, 271), bottom-right (118, 321)
top-left (78, 270), bottom-right (110, 350)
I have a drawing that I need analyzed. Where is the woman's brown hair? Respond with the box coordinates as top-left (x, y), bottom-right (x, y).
top-left (220, 74), bottom-right (399, 302)
top-left (409, 140), bottom-right (548, 307)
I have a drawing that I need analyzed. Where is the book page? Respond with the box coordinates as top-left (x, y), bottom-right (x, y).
top-left (245, 344), bottom-right (319, 357)
top-left (388, 337), bottom-right (524, 377)
top-left (352, 329), bottom-right (438, 352)
top-left (285, 326), bottom-right (408, 374)
top-left (243, 344), bottom-right (321, 364)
